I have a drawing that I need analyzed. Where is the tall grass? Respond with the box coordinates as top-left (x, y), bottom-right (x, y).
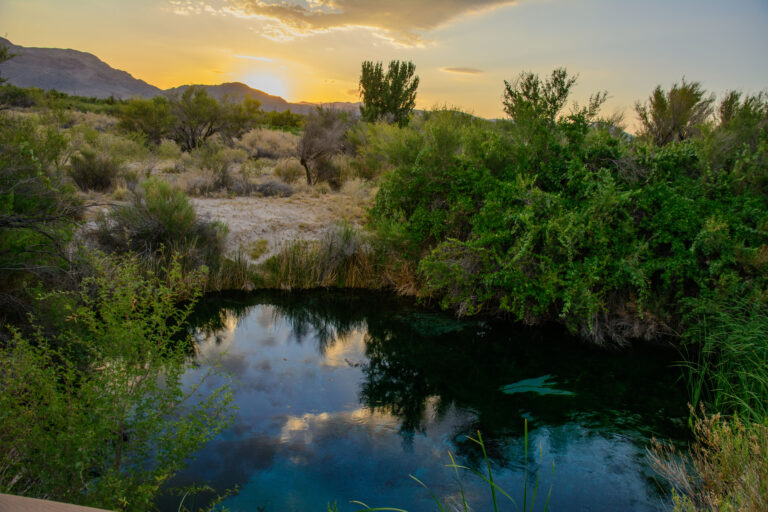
top-left (681, 294), bottom-right (768, 423)
top-left (260, 222), bottom-right (378, 289)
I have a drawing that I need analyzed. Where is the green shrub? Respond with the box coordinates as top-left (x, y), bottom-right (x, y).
top-left (67, 147), bottom-right (123, 191)
top-left (93, 178), bottom-right (227, 270)
top-left (0, 257), bottom-right (233, 510)
top-left (155, 138), bottom-right (183, 159)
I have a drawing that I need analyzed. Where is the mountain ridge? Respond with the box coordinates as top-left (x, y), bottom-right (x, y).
top-left (0, 38), bottom-right (359, 114)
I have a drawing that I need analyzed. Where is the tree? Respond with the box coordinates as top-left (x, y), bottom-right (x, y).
top-left (170, 86), bottom-right (225, 151)
top-left (635, 79), bottom-right (714, 146)
top-left (118, 96), bottom-right (176, 146)
top-left (359, 60), bottom-right (419, 127)
top-left (297, 108), bottom-right (351, 186)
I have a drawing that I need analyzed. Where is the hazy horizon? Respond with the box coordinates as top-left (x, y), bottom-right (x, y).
top-left (2, 0), bottom-right (767, 124)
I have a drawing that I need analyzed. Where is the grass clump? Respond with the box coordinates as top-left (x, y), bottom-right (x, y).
top-left (237, 127), bottom-right (299, 159)
top-left (261, 222), bottom-right (376, 289)
top-left (67, 147), bottom-right (123, 191)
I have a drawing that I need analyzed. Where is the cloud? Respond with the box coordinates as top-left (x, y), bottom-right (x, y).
top-left (235, 54), bottom-right (277, 62)
top-left (207, 0), bottom-right (518, 46)
top-left (441, 67), bottom-right (484, 74)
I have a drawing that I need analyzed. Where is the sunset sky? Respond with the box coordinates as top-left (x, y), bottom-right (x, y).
top-left (2, 0), bottom-right (767, 122)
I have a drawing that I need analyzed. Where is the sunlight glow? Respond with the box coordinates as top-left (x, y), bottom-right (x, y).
top-left (241, 72), bottom-right (289, 98)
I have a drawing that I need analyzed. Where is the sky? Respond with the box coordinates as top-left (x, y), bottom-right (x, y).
top-left (1, 0), bottom-right (767, 123)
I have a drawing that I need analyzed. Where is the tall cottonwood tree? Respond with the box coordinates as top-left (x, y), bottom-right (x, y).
top-left (359, 60), bottom-right (419, 127)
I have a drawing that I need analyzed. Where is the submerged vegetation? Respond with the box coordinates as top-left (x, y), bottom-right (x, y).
top-left (0, 48), bottom-right (766, 510)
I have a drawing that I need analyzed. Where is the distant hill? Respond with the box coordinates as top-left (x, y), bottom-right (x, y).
top-left (165, 82), bottom-right (360, 115)
top-left (0, 38), bottom-right (360, 114)
top-left (0, 37), bottom-right (162, 99)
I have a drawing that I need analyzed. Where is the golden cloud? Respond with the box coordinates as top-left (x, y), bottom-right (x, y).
top-left (441, 67), bottom-right (484, 74)
top-left (220, 0), bottom-right (518, 46)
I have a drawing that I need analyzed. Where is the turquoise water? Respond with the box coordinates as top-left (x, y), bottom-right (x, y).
top-left (164, 291), bottom-right (688, 512)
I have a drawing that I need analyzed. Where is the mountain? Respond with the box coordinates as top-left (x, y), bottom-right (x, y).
top-left (0, 37), bottom-right (162, 99)
top-left (0, 38), bottom-right (360, 113)
top-left (165, 82), bottom-right (360, 115)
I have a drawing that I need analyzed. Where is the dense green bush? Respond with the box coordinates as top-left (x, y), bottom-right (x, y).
top-left (369, 71), bottom-right (768, 346)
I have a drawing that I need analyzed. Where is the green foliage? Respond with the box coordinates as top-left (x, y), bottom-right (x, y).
top-left (68, 147), bottom-right (124, 191)
top-left (0, 44), bottom-right (15, 86)
top-left (370, 71), bottom-right (768, 347)
top-left (118, 96), bottom-right (176, 145)
top-left (93, 178), bottom-right (227, 271)
top-left (170, 86), bottom-right (262, 150)
top-left (263, 108), bottom-right (303, 131)
top-left (0, 257), bottom-right (234, 510)
top-left (359, 60), bottom-right (419, 127)
top-left (0, 113), bottom-right (80, 316)
top-left (635, 79), bottom-right (714, 146)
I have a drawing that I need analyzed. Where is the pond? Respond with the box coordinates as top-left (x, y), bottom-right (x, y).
top-left (162, 291), bottom-right (689, 512)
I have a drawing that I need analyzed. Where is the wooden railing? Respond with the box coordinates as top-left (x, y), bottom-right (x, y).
top-left (0, 494), bottom-right (111, 511)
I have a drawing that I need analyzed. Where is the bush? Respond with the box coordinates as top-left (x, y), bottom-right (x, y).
top-left (0, 257), bottom-right (233, 510)
top-left (93, 178), bottom-right (227, 270)
top-left (255, 180), bottom-right (294, 197)
top-left (67, 147), bottom-right (124, 191)
top-left (237, 127), bottom-right (299, 159)
top-left (650, 411), bottom-right (768, 512)
top-left (273, 157), bottom-right (305, 184)
top-left (155, 138), bottom-right (183, 160)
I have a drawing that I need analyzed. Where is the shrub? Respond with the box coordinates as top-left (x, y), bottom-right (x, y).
top-left (237, 127), bottom-right (299, 159)
top-left (273, 157), bottom-right (305, 184)
top-left (155, 138), bottom-right (183, 159)
top-left (255, 180), bottom-right (293, 197)
top-left (635, 79), bottom-right (715, 146)
top-left (93, 178), bottom-right (227, 270)
top-left (0, 257), bottom-right (233, 510)
top-left (118, 96), bottom-right (176, 146)
top-left (67, 147), bottom-right (123, 191)
top-left (650, 411), bottom-right (768, 512)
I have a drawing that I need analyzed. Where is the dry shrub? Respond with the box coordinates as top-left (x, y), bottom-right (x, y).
top-left (155, 138), bottom-right (182, 160)
top-left (67, 148), bottom-right (124, 191)
top-left (237, 128), bottom-right (299, 159)
top-left (649, 408), bottom-right (768, 512)
top-left (254, 180), bottom-right (293, 198)
top-left (273, 158), bottom-right (304, 184)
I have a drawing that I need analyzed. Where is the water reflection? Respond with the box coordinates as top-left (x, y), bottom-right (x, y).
top-left (162, 291), bottom-right (688, 512)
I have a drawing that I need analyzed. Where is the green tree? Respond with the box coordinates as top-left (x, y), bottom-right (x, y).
top-left (359, 60), bottom-right (419, 127)
top-left (0, 44), bottom-right (14, 86)
top-left (635, 79), bottom-right (714, 146)
top-left (118, 96), bottom-right (176, 145)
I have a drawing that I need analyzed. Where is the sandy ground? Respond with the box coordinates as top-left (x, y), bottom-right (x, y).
top-left (191, 188), bottom-right (372, 263)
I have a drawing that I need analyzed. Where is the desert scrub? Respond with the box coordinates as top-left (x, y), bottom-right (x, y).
top-left (67, 147), bottom-right (124, 191)
top-left (92, 177), bottom-right (227, 271)
top-left (273, 157), bottom-right (305, 184)
top-left (155, 138), bottom-right (183, 159)
top-left (237, 127), bottom-right (299, 159)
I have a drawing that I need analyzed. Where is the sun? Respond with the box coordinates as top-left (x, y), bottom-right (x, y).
top-left (241, 72), bottom-right (290, 99)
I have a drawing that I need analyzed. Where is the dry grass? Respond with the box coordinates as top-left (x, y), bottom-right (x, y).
top-left (237, 128), bottom-right (299, 159)
top-left (649, 408), bottom-right (768, 512)
top-left (273, 157), bottom-right (305, 184)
